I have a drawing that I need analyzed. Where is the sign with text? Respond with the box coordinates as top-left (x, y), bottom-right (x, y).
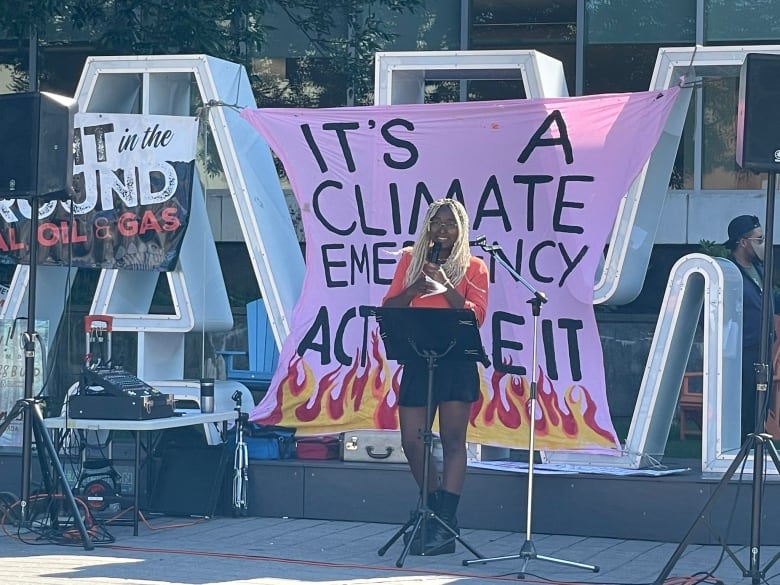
top-left (242, 88), bottom-right (680, 452)
top-left (0, 319), bottom-right (48, 448)
top-left (0, 114), bottom-right (197, 271)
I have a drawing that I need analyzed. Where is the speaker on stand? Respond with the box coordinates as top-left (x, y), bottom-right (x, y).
top-left (0, 91), bottom-right (92, 548)
top-left (737, 53), bottom-right (780, 172)
top-left (655, 52), bottom-right (780, 583)
top-left (0, 92), bottom-right (75, 199)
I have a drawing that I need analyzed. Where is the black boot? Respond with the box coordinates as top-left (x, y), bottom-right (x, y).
top-left (404, 490), bottom-right (438, 551)
top-left (413, 490), bottom-right (460, 556)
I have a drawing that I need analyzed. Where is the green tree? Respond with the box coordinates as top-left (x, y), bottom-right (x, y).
top-left (0, 0), bottom-right (422, 104)
top-left (269, 0), bottom-right (422, 105)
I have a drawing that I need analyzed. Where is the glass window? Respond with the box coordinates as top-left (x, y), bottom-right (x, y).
top-left (705, 0), bottom-right (780, 44)
top-left (586, 58), bottom-right (761, 190)
top-left (39, 47), bottom-right (91, 96)
top-left (585, 0), bottom-right (695, 45)
top-left (583, 43), bottom-right (660, 94)
top-left (421, 80), bottom-right (528, 104)
top-left (470, 0), bottom-right (577, 92)
top-left (0, 63), bottom-right (18, 94)
top-left (701, 76), bottom-right (763, 190)
top-left (0, 44), bottom-right (93, 97)
top-left (468, 79), bottom-right (526, 101)
top-left (472, 0), bottom-right (577, 35)
top-left (421, 80), bottom-right (459, 104)
top-left (672, 96), bottom-right (695, 190)
top-left (253, 57), bottom-right (347, 108)
top-left (216, 242), bottom-right (262, 308)
top-left (0, 43), bottom-right (28, 94)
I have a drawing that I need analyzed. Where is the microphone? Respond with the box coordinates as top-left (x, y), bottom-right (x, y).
top-left (428, 242), bottom-right (442, 264)
top-left (470, 235), bottom-right (502, 252)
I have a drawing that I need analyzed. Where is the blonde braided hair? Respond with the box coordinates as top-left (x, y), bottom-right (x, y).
top-left (403, 198), bottom-right (472, 288)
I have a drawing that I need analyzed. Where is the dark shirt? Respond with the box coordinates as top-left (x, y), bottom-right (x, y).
top-left (731, 257), bottom-right (780, 349)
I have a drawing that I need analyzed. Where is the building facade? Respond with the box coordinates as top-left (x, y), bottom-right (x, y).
top-left (1, 1), bottom-right (778, 253)
top-left (253, 0), bottom-right (780, 314)
top-left (1, 1), bottom-right (779, 408)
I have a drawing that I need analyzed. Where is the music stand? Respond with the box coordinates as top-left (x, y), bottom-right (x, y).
top-left (367, 306), bottom-right (487, 568)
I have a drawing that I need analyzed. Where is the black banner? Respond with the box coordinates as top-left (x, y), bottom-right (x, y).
top-left (0, 114), bottom-right (198, 271)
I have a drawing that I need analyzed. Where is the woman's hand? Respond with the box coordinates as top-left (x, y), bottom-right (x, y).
top-left (407, 273), bottom-right (433, 296)
top-left (383, 272), bottom-right (435, 307)
top-left (384, 262), bottom-right (456, 307)
top-left (422, 261), bottom-right (451, 287)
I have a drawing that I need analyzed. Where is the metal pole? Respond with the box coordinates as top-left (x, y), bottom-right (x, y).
top-left (28, 25), bottom-right (38, 92)
top-left (19, 196), bottom-right (40, 522)
top-left (462, 246), bottom-right (598, 576)
top-left (749, 171), bottom-right (777, 583)
top-left (19, 21), bottom-right (39, 524)
top-left (653, 171), bottom-right (779, 585)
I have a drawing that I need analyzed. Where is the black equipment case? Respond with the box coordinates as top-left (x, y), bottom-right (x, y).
top-left (68, 366), bottom-right (175, 420)
top-left (68, 393), bottom-right (175, 420)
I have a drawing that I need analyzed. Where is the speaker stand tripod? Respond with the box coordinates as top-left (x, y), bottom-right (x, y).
top-left (655, 170), bottom-right (780, 585)
top-left (463, 240), bottom-right (598, 577)
top-left (653, 428), bottom-right (780, 585)
top-left (1, 193), bottom-right (93, 550)
top-left (367, 306), bottom-right (488, 568)
top-left (0, 397), bottom-right (94, 549)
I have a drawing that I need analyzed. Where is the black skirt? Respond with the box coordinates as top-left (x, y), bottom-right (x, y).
top-left (397, 359), bottom-right (480, 407)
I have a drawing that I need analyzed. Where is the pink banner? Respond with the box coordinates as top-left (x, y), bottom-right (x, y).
top-left (241, 87), bottom-right (679, 452)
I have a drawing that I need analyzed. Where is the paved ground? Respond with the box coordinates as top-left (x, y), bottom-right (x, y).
top-left (4, 511), bottom-right (780, 585)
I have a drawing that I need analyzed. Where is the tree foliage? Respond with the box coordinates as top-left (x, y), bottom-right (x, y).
top-left (0, 0), bottom-right (423, 105)
top-left (270, 0), bottom-right (423, 104)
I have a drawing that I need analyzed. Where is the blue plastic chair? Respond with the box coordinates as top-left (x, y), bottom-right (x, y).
top-left (219, 299), bottom-right (280, 392)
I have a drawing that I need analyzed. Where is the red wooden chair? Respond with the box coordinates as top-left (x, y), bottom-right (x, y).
top-left (678, 372), bottom-right (703, 440)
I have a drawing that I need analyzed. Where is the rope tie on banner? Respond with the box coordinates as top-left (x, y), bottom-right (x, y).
top-left (679, 44), bottom-right (703, 89)
top-left (195, 60), bottom-right (247, 121)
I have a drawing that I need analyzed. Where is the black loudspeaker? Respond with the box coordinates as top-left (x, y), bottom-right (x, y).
top-left (737, 53), bottom-right (780, 171)
top-left (0, 91), bottom-right (77, 199)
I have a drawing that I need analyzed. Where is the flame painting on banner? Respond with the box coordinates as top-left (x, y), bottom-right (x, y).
top-left (241, 87), bottom-right (680, 452)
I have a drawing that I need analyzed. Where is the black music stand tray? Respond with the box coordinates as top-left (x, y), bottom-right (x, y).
top-left (368, 306), bottom-right (487, 568)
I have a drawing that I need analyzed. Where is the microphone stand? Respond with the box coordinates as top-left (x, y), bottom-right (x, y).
top-left (462, 238), bottom-right (598, 577)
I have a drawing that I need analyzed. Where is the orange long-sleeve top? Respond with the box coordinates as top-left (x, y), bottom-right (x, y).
top-left (382, 249), bottom-right (490, 326)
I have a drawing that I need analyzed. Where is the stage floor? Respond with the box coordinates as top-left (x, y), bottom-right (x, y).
top-left (3, 450), bottom-right (780, 545)
top-left (5, 514), bottom-right (779, 585)
top-left (245, 456), bottom-right (780, 545)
